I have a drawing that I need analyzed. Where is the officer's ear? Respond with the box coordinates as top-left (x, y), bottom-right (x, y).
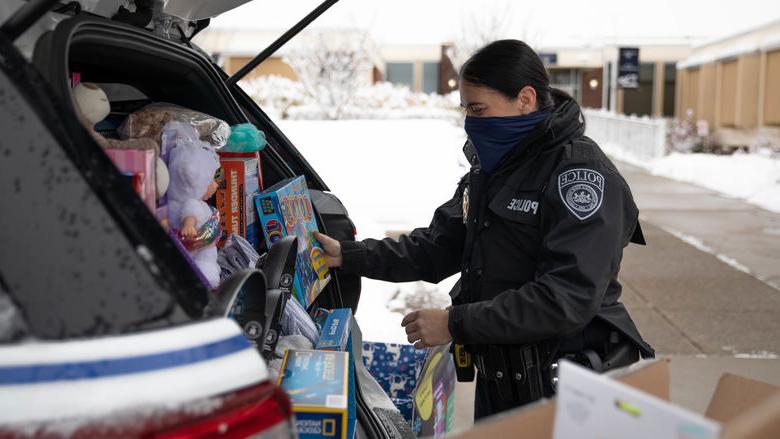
top-left (516, 86), bottom-right (538, 115)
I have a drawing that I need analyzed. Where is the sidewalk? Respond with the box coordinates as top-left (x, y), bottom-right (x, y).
top-left (618, 160), bottom-right (780, 356)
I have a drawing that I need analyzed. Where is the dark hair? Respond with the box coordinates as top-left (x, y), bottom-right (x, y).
top-left (459, 39), bottom-right (555, 111)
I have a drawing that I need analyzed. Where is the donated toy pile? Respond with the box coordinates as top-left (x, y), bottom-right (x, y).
top-left (74, 78), bottom-right (454, 438)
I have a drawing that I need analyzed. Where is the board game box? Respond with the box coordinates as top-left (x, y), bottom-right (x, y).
top-left (255, 176), bottom-right (330, 309)
top-left (216, 151), bottom-right (262, 248)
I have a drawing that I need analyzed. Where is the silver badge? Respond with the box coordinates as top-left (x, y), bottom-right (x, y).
top-left (558, 168), bottom-right (604, 220)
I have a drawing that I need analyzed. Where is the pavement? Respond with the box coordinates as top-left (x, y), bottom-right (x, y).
top-left (449, 161), bottom-right (780, 433)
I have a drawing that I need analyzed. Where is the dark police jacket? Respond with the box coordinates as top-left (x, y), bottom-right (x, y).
top-left (340, 90), bottom-right (654, 359)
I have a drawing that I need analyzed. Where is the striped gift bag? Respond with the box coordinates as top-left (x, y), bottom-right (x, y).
top-left (104, 148), bottom-right (157, 212)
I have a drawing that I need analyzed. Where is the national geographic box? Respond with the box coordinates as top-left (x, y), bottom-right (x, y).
top-left (278, 349), bottom-right (349, 439)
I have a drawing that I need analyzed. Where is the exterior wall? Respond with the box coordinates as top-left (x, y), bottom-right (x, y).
top-left (699, 63), bottom-right (717, 128)
top-left (739, 53), bottom-right (761, 128)
top-left (685, 67), bottom-right (701, 119)
top-left (674, 19), bottom-right (780, 146)
top-left (719, 59), bottom-right (738, 127)
top-left (765, 49), bottom-right (780, 126)
top-left (224, 56), bottom-right (298, 81)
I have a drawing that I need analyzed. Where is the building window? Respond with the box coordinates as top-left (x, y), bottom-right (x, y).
top-left (549, 69), bottom-right (580, 101)
top-left (422, 62), bottom-right (440, 94)
top-left (622, 62), bottom-right (655, 117)
top-left (663, 63), bottom-right (677, 117)
top-left (386, 62), bottom-right (414, 89)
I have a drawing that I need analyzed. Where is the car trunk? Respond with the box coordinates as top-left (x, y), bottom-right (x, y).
top-left (31, 13), bottom-right (362, 313)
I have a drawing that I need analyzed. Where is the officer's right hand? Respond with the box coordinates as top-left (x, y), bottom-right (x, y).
top-left (313, 232), bottom-right (343, 268)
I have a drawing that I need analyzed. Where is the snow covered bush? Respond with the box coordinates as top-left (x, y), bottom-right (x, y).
top-left (240, 75), bottom-right (462, 122)
top-left (239, 75), bottom-right (308, 119)
top-left (667, 112), bottom-right (727, 155)
top-left (386, 282), bottom-right (452, 316)
top-left (283, 30), bottom-right (373, 120)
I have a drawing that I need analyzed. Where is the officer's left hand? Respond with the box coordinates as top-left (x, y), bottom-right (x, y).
top-left (401, 309), bottom-right (452, 349)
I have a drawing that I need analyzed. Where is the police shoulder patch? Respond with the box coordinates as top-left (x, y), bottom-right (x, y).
top-left (557, 168), bottom-right (605, 220)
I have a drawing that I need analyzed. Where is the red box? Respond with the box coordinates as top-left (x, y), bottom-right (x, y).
top-left (216, 152), bottom-right (263, 248)
top-left (104, 148), bottom-right (156, 212)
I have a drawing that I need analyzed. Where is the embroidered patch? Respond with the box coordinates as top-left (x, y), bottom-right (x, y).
top-left (558, 168), bottom-right (605, 220)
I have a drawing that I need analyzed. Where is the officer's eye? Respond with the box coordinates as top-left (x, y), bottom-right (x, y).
top-left (466, 105), bottom-right (485, 116)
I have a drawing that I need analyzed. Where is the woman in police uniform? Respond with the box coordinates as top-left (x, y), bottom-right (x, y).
top-left (315, 39), bottom-right (654, 419)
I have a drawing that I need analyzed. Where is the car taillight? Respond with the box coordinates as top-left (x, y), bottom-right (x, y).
top-left (14, 381), bottom-right (297, 439)
top-left (147, 381), bottom-right (294, 439)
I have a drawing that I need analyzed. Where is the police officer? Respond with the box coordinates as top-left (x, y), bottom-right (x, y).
top-left (315, 39), bottom-right (654, 419)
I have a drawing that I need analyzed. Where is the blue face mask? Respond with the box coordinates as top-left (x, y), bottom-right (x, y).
top-left (464, 111), bottom-right (550, 174)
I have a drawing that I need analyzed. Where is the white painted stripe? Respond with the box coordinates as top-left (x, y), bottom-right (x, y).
top-left (0, 319), bottom-right (243, 366)
top-left (0, 348), bottom-right (268, 424)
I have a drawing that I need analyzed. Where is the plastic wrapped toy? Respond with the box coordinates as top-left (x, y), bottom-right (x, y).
top-left (221, 123), bottom-right (267, 153)
top-left (165, 122), bottom-right (222, 288)
top-left (119, 103), bottom-right (230, 147)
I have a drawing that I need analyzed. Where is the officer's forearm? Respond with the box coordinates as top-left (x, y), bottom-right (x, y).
top-left (339, 231), bottom-right (460, 283)
top-left (447, 280), bottom-right (604, 345)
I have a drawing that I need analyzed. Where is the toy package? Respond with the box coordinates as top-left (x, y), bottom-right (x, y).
top-left (316, 308), bottom-right (352, 351)
top-left (104, 148), bottom-right (156, 212)
top-left (315, 309), bottom-right (356, 439)
top-left (412, 344), bottom-right (456, 438)
top-left (255, 176), bottom-right (330, 309)
top-left (216, 152), bottom-right (262, 248)
top-left (278, 349), bottom-right (350, 439)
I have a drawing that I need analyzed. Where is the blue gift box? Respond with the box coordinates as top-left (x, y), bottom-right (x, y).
top-left (361, 341), bottom-right (427, 424)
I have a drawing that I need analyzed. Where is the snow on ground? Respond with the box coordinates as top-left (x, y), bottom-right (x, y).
top-left (277, 119), bottom-right (466, 342)
top-left (602, 144), bottom-right (780, 213)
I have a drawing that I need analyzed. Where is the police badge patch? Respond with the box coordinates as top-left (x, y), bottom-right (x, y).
top-left (558, 168), bottom-right (605, 220)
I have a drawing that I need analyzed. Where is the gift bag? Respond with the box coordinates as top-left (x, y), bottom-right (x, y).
top-left (104, 148), bottom-right (157, 212)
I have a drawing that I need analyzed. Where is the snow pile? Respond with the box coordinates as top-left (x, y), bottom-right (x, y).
top-left (602, 144), bottom-right (780, 213)
top-left (239, 76), bottom-right (462, 122)
top-left (279, 119), bottom-right (467, 342)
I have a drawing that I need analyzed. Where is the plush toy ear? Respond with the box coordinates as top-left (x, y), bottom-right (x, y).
top-left (73, 82), bottom-right (111, 125)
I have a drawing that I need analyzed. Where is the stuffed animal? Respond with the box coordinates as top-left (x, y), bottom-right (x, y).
top-left (165, 122), bottom-right (222, 289)
top-left (73, 82), bottom-right (169, 199)
top-left (221, 123), bottom-right (267, 153)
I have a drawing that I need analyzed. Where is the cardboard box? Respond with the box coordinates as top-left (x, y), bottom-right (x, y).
top-left (277, 349), bottom-right (350, 439)
top-left (447, 359), bottom-right (780, 439)
top-left (553, 361), bottom-right (721, 438)
top-left (216, 152), bottom-right (262, 248)
top-left (255, 176), bottom-right (330, 309)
